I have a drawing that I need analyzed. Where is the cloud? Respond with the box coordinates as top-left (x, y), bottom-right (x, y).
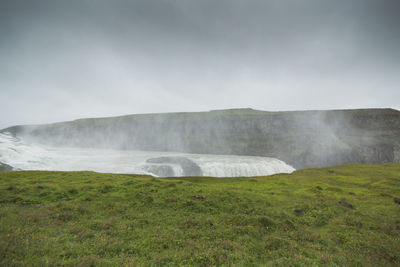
top-left (0, 0), bottom-right (399, 128)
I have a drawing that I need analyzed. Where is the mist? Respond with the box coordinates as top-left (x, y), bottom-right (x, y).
top-left (2, 108), bottom-right (399, 172)
top-left (1, 1), bottom-right (400, 175)
top-left (1, 0), bottom-right (400, 129)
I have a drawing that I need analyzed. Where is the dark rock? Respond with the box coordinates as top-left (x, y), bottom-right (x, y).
top-left (143, 165), bottom-right (175, 177)
top-left (0, 162), bottom-right (13, 172)
top-left (337, 201), bottom-right (355, 209)
top-left (394, 198), bottom-right (400, 204)
top-left (315, 186), bottom-right (323, 190)
top-left (293, 209), bottom-right (303, 216)
top-left (147, 156), bottom-right (203, 177)
top-left (192, 195), bottom-right (206, 200)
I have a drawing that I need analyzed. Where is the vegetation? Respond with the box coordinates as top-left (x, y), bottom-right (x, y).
top-left (1, 163), bottom-right (400, 266)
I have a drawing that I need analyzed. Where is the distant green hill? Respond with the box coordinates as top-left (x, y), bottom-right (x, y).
top-left (1, 163), bottom-right (399, 265)
top-left (2, 108), bottom-right (400, 168)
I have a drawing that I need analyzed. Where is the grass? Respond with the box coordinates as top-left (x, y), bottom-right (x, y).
top-left (0, 163), bottom-right (400, 266)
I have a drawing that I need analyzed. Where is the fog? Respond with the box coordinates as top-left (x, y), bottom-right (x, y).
top-left (0, 130), bottom-right (296, 177)
top-left (3, 108), bottom-right (399, 171)
top-left (1, 0), bottom-right (400, 129)
top-left (1, 1), bottom-right (399, 174)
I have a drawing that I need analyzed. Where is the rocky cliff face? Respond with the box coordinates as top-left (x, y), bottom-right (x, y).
top-left (0, 162), bottom-right (13, 172)
top-left (2, 108), bottom-right (400, 169)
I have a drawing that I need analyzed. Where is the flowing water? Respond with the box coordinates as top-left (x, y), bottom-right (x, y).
top-left (0, 132), bottom-right (295, 177)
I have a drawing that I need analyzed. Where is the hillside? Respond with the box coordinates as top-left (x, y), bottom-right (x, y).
top-left (0, 163), bottom-right (399, 265)
top-left (2, 108), bottom-right (400, 169)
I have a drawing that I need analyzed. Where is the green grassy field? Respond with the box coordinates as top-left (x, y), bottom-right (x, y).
top-left (1, 164), bottom-right (400, 266)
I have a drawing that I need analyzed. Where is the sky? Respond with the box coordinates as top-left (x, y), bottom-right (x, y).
top-left (1, 0), bottom-right (399, 129)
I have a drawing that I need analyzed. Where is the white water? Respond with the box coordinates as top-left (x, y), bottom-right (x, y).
top-left (0, 132), bottom-right (295, 177)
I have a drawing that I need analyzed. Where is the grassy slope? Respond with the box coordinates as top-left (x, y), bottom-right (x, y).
top-left (1, 164), bottom-right (400, 266)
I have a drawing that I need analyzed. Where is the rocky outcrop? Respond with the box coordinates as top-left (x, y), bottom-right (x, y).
top-left (0, 162), bottom-right (13, 172)
top-left (394, 146), bottom-right (400, 162)
top-left (146, 156), bottom-right (203, 177)
top-left (142, 164), bottom-right (175, 177)
top-left (2, 108), bottom-right (400, 169)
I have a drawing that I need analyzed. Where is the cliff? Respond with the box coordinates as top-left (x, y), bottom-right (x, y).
top-left (2, 108), bottom-right (400, 169)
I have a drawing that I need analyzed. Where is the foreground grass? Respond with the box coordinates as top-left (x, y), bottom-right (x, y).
top-left (0, 164), bottom-right (399, 266)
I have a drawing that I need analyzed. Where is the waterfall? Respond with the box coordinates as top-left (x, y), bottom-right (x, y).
top-left (0, 132), bottom-right (295, 177)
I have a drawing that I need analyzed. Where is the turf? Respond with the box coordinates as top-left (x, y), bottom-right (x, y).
top-left (0, 163), bottom-right (400, 266)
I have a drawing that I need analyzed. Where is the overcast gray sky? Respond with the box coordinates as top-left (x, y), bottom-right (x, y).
top-left (1, 0), bottom-right (399, 128)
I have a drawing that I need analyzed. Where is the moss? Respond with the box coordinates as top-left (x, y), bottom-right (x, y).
top-left (0, 163), bottom-right (399, 265)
